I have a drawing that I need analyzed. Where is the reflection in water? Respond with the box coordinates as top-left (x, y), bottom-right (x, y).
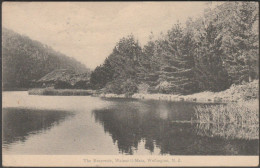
top-left (93, 99), bottom-right (259, 155)
top-left (3, 108), bottom-right (74, 147)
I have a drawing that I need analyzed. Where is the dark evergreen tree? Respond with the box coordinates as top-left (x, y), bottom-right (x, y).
top-left (156, 23), bottom-right (198, 94)
top-left (90, 35), bottom-right (142, 93)
top-left (90, 58), bottom-right (114, 90)
top-left (137, 33), bottom-right (160, 91)
top-left (193, 21), bottom-right (230, 91)
top-left (220, 2), bottom-right (259, 83)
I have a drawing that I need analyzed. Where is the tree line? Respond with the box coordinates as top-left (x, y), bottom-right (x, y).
top-left (90, 2), bottom-right (259, 95)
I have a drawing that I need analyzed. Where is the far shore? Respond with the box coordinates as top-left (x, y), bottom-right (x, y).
top-left (28, 88), bottom-right (95, 96)
top-left (26, 80), bottom-right (258, 104)
top-left (27, 88), bottom-right (234, 104)
top-left (27, 87), bottom-right (227, 103)
top-left (97, 92), bottom-right (227, 104)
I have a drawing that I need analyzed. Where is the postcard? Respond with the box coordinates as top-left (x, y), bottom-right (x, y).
top-left (2, 1), bottom-right (259, 167)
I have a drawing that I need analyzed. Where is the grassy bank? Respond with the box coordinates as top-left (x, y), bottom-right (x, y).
top-left (194, 104), bottom-right (259, 140)
top-left (195, 122), bottom-right (259, 140)
top-left (193, 80), bottom-right (259, 139)
top-left (194, 100), bottom-right (258, 126)
top-left (28, 88), bottom-right (95, 96)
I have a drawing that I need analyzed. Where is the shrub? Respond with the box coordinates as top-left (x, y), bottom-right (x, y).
top-left (122, 79), bottom-right (138, 96)
top-left (73, 81), bottom-right (91, 89)
top-left (155, 81), bottom-right (172, 94)
top-left (54, 80), bottom-right (72, 89)
top-left (137, 83), bottom-right (150, 94)
top-left (104, 81), bottom-right (123, 94)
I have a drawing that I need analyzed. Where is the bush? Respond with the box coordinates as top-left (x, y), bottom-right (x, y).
top-left (155, 81), bottom-right (172, 94)
top-left (54, 80), bottom-right (72, 89)
top-left (103, 79), bottom-right (138, 95)
top-left (137, 83), bottom-right (150, 94)
top-left (122, 79), bottom-right (138, 96)
top-left (104, 81), bottom-right (123, 94)
top-left (73, 81), bottom-right (90, 89)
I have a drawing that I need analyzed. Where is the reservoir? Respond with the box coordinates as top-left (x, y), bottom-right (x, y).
top-left (2, 91), bottom-right (258, 155)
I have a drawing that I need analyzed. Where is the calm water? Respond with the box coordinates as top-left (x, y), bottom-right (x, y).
top-left (2, 91), bottom-right (259, 155)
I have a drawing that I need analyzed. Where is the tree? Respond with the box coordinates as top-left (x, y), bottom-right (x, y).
top-left (89, 2), bottom-right (258, 95)
top-left (193, 20), bottom-right (230, 91)
top-left (90, 58), bottom-right (114, 90)
top-left (220, 2), bottom-right (259, 83)
top-left (111, 35), bottom-right (143, 80)
top-left (137, 32), bottom-right (160, 91)
top-left (90, 35), bottom-right (142, 94)
top-left (156, 23), bottom-right (198, 94)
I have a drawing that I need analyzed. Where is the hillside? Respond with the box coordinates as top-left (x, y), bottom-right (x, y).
top-left (37, 69), bottom-right (90, 88)
top-left (2, 28), bottom-right (90, 90)
top-left (38, 69), bottom-right (76, 83)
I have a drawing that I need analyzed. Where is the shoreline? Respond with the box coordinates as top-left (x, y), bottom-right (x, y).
top-left (28, 88), bottom-right (95, 96)
top-left (96, 93), bottom-right (229, 104)
top-left (26, 80), bottom-right (258, 104)
top-left (27, 88), bottom-right (226, 103)
top-left (97, 80), bottom-right (258, 104)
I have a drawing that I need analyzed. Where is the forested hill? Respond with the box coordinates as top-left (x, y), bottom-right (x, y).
top-left (90, 2), bottom-right (259, 95)
top-left (2, 28), bottom-right (90, 89)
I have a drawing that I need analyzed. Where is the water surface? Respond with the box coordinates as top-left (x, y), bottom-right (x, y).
top-left (2, 91), bottom-right (258, 155)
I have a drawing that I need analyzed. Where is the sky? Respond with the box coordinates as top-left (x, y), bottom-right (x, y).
top-left (2, 2), bottom-right (219, 69)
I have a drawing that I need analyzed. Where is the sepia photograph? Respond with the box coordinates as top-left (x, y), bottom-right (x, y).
top-left (2, 1), bottom-right (259, 167)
